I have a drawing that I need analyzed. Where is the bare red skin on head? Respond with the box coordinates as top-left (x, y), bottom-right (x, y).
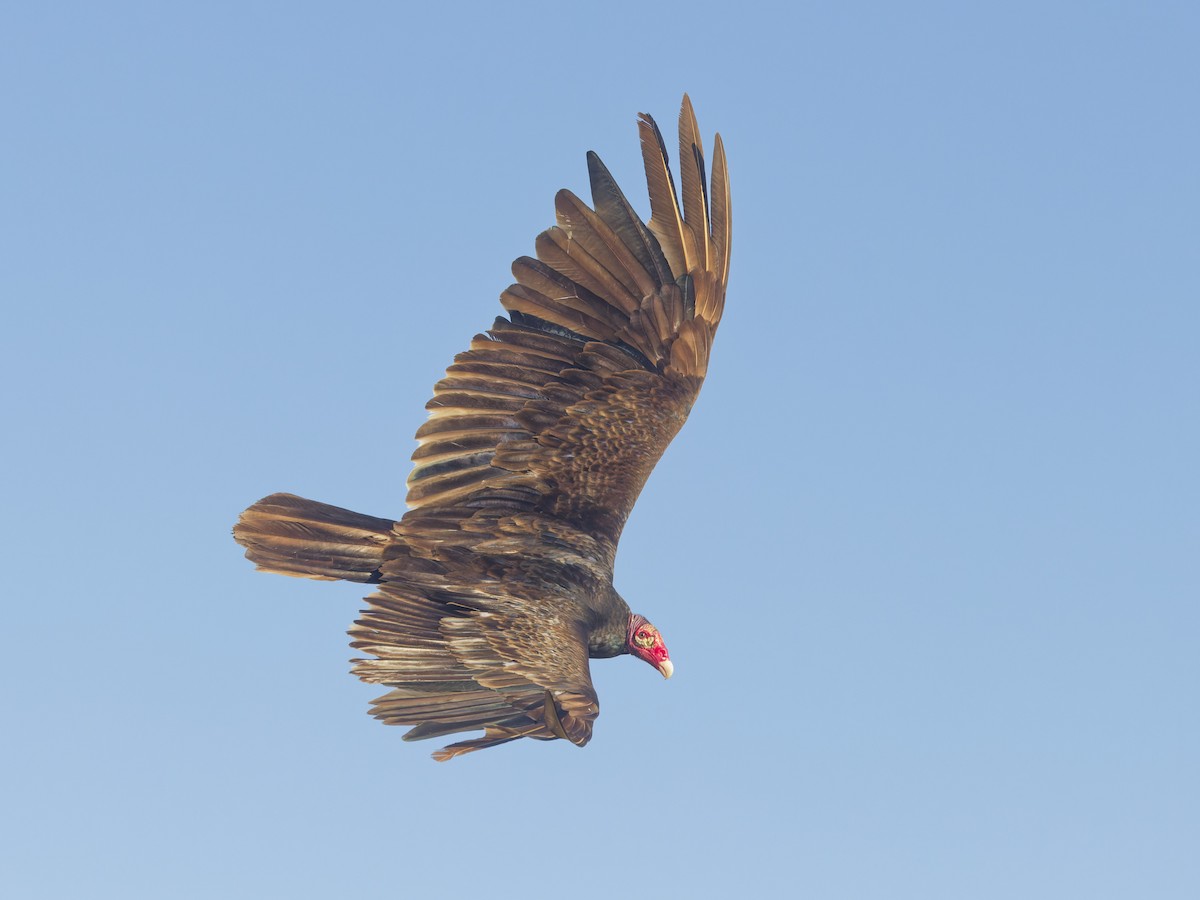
top-left (627, 613), bottom-right (671, 672)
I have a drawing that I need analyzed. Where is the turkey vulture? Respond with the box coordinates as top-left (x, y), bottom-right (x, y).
top-left (234, 96), bottom-right (730, 760)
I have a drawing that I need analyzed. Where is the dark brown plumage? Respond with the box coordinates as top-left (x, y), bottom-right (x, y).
top-left (234, 96), bottom-right (730, 760)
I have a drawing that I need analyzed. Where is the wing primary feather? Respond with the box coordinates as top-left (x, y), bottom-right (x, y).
top-left (553, 189), bottom-right (657, 304)
top-left (637, 112), bottom-right (690, 276)
top-left (534, 227), bottom-right (641, 316)
top-left (586, 151), bottom-right (673, 287)
top-left (710, 132), bottom-right (732, 291)
top-left (678, 94), bottom-right (711, 271)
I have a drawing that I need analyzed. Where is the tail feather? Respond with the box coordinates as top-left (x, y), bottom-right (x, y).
top-left (233, 492), bottom-right (395, 582)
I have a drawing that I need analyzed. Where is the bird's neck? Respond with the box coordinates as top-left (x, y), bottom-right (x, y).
top-left (586, 594), bottom-right (634, 658)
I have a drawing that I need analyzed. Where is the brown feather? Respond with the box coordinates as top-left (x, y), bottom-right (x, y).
top-left (533, 227), bottom-right (641, 318)
top-left (586, 151), bottom-right (673, 288)
top-left (233, 494), bottom-right (394, 582)
top-left (552, 190), bottom-right (656, 307)
top-left (638, 112), bottom-right (690, 276)
top-left (678, 94), bottom-right (711, 272)
top-left (710, 133), bottom-right (732, 292)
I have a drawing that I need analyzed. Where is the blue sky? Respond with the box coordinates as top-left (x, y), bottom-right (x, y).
top-left (3, 2), bottom-right (1197, 897)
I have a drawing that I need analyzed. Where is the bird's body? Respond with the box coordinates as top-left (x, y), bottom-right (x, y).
top-left (234, 96), bottom-right (729, 759)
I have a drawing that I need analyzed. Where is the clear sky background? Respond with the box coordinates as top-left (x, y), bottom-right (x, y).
top-left (3, 2), bottom-right (1197, 898)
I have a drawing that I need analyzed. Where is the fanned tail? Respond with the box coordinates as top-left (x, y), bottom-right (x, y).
top-left (233, 492), bottom-right (395, 582)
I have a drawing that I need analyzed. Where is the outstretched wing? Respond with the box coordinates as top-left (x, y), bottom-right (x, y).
top-left (403, 95), bottom-right (731, 567)
top-left (350, 562), bottom-right (601, 761)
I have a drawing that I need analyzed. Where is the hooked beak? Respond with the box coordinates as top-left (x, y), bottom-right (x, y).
top-left (657, 658), bottom-right (674, 679)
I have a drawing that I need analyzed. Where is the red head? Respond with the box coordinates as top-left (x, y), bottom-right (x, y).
top-left (627, 614), bottom-right (673, 679)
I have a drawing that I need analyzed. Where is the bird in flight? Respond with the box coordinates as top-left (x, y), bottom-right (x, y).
top-left (234, 95), bottom-right (730, 760)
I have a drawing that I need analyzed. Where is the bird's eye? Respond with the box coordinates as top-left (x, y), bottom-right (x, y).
top-left (635, 631), bottom-right (654, 648)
